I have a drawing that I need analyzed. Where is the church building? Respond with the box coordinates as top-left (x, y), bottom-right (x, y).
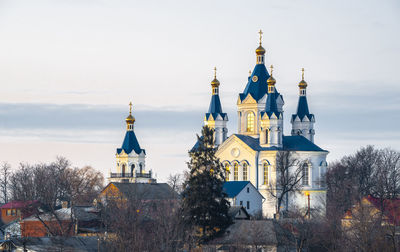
top-left (200, 31), bottom-right (329, 217)
top-left (109, 102), bottom-right (156, 184)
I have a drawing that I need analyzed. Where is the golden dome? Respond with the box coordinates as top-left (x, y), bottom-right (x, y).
top-left (298, 68), bottom-right (307, 88)
top-left (298, 79), bottom-right (307, 88)
top-left (126, 114), bottom-right (135, 124)
top-left (211, 78), bottom-right (220, 87)
top-left (255, 45), bottom-right (266, 55)
top-left (267, 76), bottom-right (276, 85)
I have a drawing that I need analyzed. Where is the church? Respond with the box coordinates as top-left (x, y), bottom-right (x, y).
top-left (200, 31), bottom-right (329, 217)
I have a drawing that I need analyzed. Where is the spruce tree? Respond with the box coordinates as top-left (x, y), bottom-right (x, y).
top-left (182, 126), bottom-right (232, 243)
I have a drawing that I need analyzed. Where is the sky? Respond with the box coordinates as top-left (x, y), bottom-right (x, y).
top-left (0, 0), bottom-right (399, 182)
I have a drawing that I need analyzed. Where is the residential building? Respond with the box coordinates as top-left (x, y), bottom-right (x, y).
top-left (223, 181), bottom-right (264, 216)
top-left (0, 201), bottom-right (39, 225)
top-left (20, 206), bottom-right (100, 238)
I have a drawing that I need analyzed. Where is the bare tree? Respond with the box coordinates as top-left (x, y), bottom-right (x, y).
top-left (167, 173), bottom-right (184, 194)
top-left (0, 162), bottom-right (11, 203)
top-left (268, 151), bottom-right (304, 216)
top-left (100, 188), bottom-right (185, 251)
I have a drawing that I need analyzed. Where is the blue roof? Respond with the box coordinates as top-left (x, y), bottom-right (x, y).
top-left (208, 94), bottom-right (223, 114)
top-left (116, 130), bottom-right (145, 155)
top-left (223, 181), bottom-right (250, 198)
top-left (233, 134), bottom-right (327, 152)
top-left (240, 64), bottom-right (271, 102)
top-left (292, 96), bottom-right (314, 121)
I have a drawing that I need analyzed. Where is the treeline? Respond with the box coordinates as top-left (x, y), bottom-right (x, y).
top-left (0, 157), bottom-right (104, 207)
top-left (318, 146), bottom-right (400, 251)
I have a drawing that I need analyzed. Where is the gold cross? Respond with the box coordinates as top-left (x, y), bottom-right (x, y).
top-left (302, 68), bottom-right (305, 80)
top-left (270, 65), bottom-right (274, 76)
top-left (258, 29), bottom-right (263, 45)
top-left (213, 67), bottom-right (217, 78)
top-left (129, 102), bottom-right (133, 114)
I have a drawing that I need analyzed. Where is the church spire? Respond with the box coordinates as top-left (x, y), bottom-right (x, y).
top-left (265, 65), bottom-right (279, 114)
top-left (204, 67), bottom-right (228, 146)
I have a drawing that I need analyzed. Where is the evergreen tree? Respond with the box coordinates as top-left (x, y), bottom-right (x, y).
top-left (182, 126), bottom-right (232, 243)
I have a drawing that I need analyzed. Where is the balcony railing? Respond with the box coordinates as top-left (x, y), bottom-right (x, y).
top-left (110, 171), bottom-right (152, 179)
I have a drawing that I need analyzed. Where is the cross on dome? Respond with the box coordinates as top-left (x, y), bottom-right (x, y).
top-left (258, 29), bottom-right (263, 45)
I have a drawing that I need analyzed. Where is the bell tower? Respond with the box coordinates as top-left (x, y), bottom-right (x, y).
top-left (110, 102), bottom-right (155, 183)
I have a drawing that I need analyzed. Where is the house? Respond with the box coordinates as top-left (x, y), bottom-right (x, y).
top-left (20, 206), bottom-right (100, 237)
top-left (342, 195), bottom-right (400, 227)
top-left (223, 181), bottom-right (264, 215)
top-left (0, 200), bottom-right (39, 225)
top-left (204, 219), bottom-right (295, 252)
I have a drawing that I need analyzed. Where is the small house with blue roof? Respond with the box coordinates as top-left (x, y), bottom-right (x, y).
top-left (109, 103), bottom-right (155, 184)
top-left (223, 181), bottom-right (264, 215)
top-left (193, 30), bottom-right (329, 218)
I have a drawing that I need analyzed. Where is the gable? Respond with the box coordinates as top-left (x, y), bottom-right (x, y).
top-left (217, 134), bottom-right (257, 158)
top-left (99, 183), bottom-right (123, 199)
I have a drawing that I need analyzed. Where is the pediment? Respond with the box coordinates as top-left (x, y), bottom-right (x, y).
top-left (216, 135), bottom-right (256, 158)
top-left (241, 94), bottom-right (257, 104)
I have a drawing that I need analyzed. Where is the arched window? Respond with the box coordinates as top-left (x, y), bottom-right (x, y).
top-left (243, 163), bottom-right (248, 181)
top-left (246, 112), bottom-right (255, 132)
top-left (139, 163), bottom-right (143, 174)
top-left (263, 163), bottom-right (268, 185)
top-left (130, 164), bottom-right (135, 176)
top-left (265, 129), bottom-right (269, 144)
top-left (225, 163), bottom-right (230, 181)
top-left (234, 163), bottom-right (238, 181)
top-left (302, 163), bottom-right (309, 185)
top-left (122, 164), bottom-right (126, 177)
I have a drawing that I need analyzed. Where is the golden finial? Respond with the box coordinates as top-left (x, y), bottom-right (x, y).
top-left (270, 65), bottom-right (274, 76)
top-left (126, 101), bottom-right (135, 125)
top-left (302, 68), bottom-right (305, 80)
top-left (258, 29), bottom-right (263, 45)
top-left (213, 67), bottom-right (217, 79)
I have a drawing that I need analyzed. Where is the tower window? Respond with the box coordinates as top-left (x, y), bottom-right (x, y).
top-left (266, 130), bottom-right (269, 144)
top-left (246, 112), bottom-right (255, 132)
top-left (122, 164), bottom-right (126, 177)
top-left (263, 163), bottom-right (268, 185)
top-left (243, 163), bottom-right (248, 181)
top-left (130, 164), bottom-right (135, 176)
top-left (302, 163), bottom-right (309, 185)
top-left (234, 163), bottom-right (238, 181)
top-left (225, 163), bottom-right (230, 181)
